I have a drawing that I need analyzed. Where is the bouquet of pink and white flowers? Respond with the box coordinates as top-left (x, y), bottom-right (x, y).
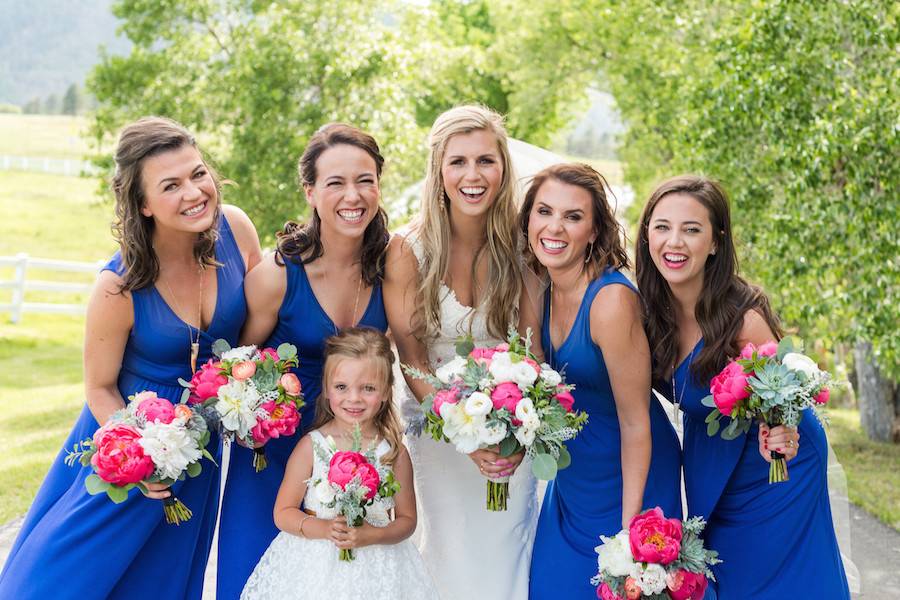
top-left (405, 329), bottom-right (588, 511)
top-left (592, 507), bottom-right (720, 600)
top-left (180, 340), bottom-right (304, 472)
top-left (701, 337), bottom-right (832, 483)
top-left (308, 426), bottom-right (401, 561)
top-left (65, 391), bottom-right (213, 525)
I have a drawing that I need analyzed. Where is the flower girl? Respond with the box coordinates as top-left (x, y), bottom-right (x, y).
top-left (240, 327), bottom-right (436, 599)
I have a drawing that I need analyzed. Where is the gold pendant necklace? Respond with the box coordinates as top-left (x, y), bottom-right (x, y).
top-left (163, 265), bottom-right (204, 374)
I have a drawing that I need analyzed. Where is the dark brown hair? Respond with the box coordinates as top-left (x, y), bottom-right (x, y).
top-left (111, 116), bottom-right (222, 292)
top-left (518, 163), bottom-right (629, 276)
top-left (635, 175), bottom-right (782, 385)
top-left (314, 327), bottom-right (403, 466)
top-left (275, 123), bottom-right (388, 286)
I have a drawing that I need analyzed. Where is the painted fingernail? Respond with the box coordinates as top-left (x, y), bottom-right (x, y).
top-left (764, 442), bottom-right (768, 449)
top-left (777, 447), bottom-right (782, 452)
top-left (761, 430), bottom-right (769, 437)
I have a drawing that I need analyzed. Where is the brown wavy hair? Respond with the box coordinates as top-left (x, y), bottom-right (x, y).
top-left (519, 163), bottom-right (629, 277)
top-left (410, 105), bottom-right (521, 341)
top-left (111, 116), bottom-right (222, 292)
top-left (275, 123), bottom-right (389, 286)
top-left (314, 327), bottom-right (404, 466)
top-left (635, 175), bottom-right (782, 386)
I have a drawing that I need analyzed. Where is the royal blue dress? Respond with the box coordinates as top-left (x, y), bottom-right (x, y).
top-left (529, 269), bottom-right (683, 600)
top-left (0, 215), bottom-right (247, 600)
top-left (216, 257), bottom-right (388, 599)
top-left (675, 339), bottom-right (850, 599)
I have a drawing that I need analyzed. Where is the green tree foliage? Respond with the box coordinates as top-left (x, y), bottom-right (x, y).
top-left (62, 83), bottom-right (83, 115)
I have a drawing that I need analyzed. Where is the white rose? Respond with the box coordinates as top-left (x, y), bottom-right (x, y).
top-left (138, 421), bottom-right (202, 480)
top-left (464, 392), bottom-right (493, 417)
top-left (478, 421), bottom-right (508, 445)
top-left (596, 532), bottom-right (634, 578)
top-left (314, 478), bottom-right (337, 505)
top-left (514, 426), bottom-right (536, 446)
top-left (522, 413), bottom-right (541, 432)
top-left (487, 352), bottom-right (516, 382)
top-left (220, 345), bottom-right (257, 361)
top-left (513, 361), bottom-right (539, 387)
top-left (540, 367), bottom-right (562, 387)
top-left (782, 352), bottom-right (820, 379)
top-left (435, 356), bottom-right (468, 384)
top-left (515, 398), bottom-right (536, 422)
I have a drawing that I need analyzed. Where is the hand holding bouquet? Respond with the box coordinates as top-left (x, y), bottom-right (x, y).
top-left (592, 507), bottom-right (720, 600)
top-left (309, 426), bottom-right (401, 561)
top-left (404, 328), bottom-right (588, 511)
top-left (181, 340), bottom-right (304, 471)
top-left (701, 338), bottom-right (832, 483)
top-left (65, 391), bottom-right (213, 525)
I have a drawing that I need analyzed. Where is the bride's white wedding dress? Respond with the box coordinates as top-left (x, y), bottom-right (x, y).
top-left (400, 235), bottom-right (538, 600)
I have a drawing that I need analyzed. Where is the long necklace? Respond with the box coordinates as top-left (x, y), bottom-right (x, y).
top-left (163, 265), bottom-right (204, 374)
top-left (547, 281), bottom-right (577, 366)
top-left (671, 335), bottom-right (701, 421)
top-left (334, 270), bottom-right (363, 334)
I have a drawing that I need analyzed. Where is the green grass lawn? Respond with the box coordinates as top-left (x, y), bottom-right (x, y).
top-left (0, 114), bottom-right (93, 160)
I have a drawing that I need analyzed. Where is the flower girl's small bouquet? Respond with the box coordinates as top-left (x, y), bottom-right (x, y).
top-left (308, 426), bottom-right (401, 561)
top-left (404, 329), bottom-right (588, 511)
top-left (180, 340), bottom-right (304, 472)
top-left (701, 338), bottom-right (832, 483)
top-left (592, 507), bottom-right (720, 600)
top-left (64, 391), bottom-right (213, 525)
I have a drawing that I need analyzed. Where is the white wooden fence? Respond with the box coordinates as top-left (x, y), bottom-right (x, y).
top-left (0, 253), bottom-right (104, 322)
top-left (0, 155), bottom-right (99, 177)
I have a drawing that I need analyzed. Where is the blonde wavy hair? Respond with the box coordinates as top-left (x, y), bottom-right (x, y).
top-left (314, 327), bottom-right (403, 466)
top-left (411, 105), bottom-right (522, 341)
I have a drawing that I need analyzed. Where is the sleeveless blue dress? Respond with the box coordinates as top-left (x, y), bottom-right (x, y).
top-left (216, 257), bottom-right (388, 599)
top-left (675, 339), bottom-right (850, 599)
top-left (529, 270), bottom-right (682, 600)
top-left (0, 215), bottom-right (247, 600)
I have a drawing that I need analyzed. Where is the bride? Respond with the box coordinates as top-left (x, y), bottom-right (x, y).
top-left (383, 105), bottom-right (538, 599)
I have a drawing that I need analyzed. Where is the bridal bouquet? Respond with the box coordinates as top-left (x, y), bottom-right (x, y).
top-left (308, 426), bottom-right (401, 561)
top-left (701, 338), bottom-right (831, 483)
top-left (592, 507), bottom-right (720, 600)
top-left (181, 340), bottom-right (304, 472)
top-left (404, 329), bottom-right (588, 511)
top-left (64, 391), bottom-right (213, 525)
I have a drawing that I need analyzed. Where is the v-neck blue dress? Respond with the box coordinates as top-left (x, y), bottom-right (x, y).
top-left (216, 257), bottom-right (388, 599)
top-left (0, 215), bottom-right (247, 600)
top-left (676, 339), bottom-right (850, 599)
top-left (529, 269), bottom-right (683, 600)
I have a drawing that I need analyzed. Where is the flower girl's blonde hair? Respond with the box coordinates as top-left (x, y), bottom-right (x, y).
top-left (315, 327), bottom-right (403, 466)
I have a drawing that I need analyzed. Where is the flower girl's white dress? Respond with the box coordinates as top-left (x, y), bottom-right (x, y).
top-left (240, 431), bottom-right (437, 600)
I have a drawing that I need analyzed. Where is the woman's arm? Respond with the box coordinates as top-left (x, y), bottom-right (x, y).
top-left (518, 274), bottom-right (545, 362)
top-left (222, 204), bottom-right (263, 273)
top-left (592, 284), bottom-right (652, 528)
top-left (240, 253), bottom-right (286, 346)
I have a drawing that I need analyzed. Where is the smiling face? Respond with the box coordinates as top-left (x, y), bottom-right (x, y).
top-left (325, 356), bottom-right (386, 430)
top-left (647, 192), bottom-right (717, 288)
top-left (526, 178), bottom-right (596, 274)
top-left (440, 129), bottom-right (504, 220)
top-left (139, 145), bottom-right (218, 234)
top-left (305, 144), bottom-right (379, 240)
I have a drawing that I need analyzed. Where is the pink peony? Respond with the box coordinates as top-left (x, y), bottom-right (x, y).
top-left (628, 506), bottom-right (683, 565)
top-left (814, 387), bottom-right (830, 405)
top-left (231, 360), bottom-right (257, 380)
top-left (250, 401), bottom-right (300, 445)
top-left (91, 423), bottom-right (155, 485)
top-left (259, 347), bottom-right (280, 361)
top-left (494, 343), bottom-right (510, 352)
top-left (740, 341), bottom-right (778, 359)
top-left (432, 387), bottom-right (461, 417)
top-left (555, 387), bottom-right (575, 412)
top-left (667, 569), bottom-right (708, 600)
top-left (597, 582), bottom-right (624, 600)
top-left (188, 359), bottom-right (228, 404)
top-left (469, 346), bottom-right (497, 364)
top-left (491, 382), bottom-right (523, 413)
top-left (134, 395), bottom-right (176, 424)
top-left (328, 451), bottom-right (381, 500)
top-left (280, 372), bottom-right (302, 396)
top-left (524, 357), bottom-right (542, 375)
top-left (623, 577), bottom-right (642, 600)
top-left (709, 361), bottom-right (750, 416)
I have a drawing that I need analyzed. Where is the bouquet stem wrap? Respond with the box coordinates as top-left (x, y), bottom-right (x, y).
top-left (486, 476), bottom-right (510, 512)
top-left (162, 494), bottom-right (193, 525)
top-left (769, 449), bottom-right (789, 483)
top-left (253, 447), bottom-right (268, 473)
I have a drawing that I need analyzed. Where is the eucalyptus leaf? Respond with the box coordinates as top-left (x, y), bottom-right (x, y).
top-left (721, 419), bottom-right (741, 440)
top-left (107, 485), bottom-right (129, 504)
top-left (700, 394), bottom-right (717, 408)
top-left (187, 461), bottom-right (202, 477)
top-left (531, 452), bottom-right (558, 480)
top-left (84, 473), bottom-right (106, 495)
top-left (556, 445), bottom-right (571, 470)
top-left (499, 436), bottom-right (519, 457)
top-left (212, 339), bottom-right (231, 357)
top-left (180, 388), bottom-right (192, 404)
top-left (707, 419), bottom-right (720, 436)
top-left (455, 336), bottom-right (475, 358)
top-left (776, 337), bottom-right (795, 361)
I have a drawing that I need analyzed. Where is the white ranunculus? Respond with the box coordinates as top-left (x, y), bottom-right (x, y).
top-left (596, 531), bottom-right (634, 577)
top-left (513, 361), bottom-right (539, 387)
top-left (220, 345), bottom-right (257, 362)
top-left (441, 402), bottom-right (485, 454)
top-left (215, 380), bottom-right (262, 438)
top-left (540, 367), bottom-right (562, 387)
top-left (514, 426), bottom-right (536, 446)
top-left (487, 352), bottom-right (516, 382)
top-left (314, 478), bottom-right (337, 505)
top-left (138, 421), bottom-right (202, 480)
top-left (479, 422), bottom-right (508, 445)
top-left (464, 392), bottom-right (493, 417)
top-left (522, 413), bottom-right (541, 432)
top-left (782, 352), bottom-right (820, 379)
top-left (515, 398), bottom-right (536, 423)
top-left (633, 562), bottom-right (668, 595)
top-left (435, 356), bottom-right (468, 384)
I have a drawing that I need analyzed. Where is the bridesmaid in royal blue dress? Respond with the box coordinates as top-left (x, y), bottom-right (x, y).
top-left (217, 123), bottom-right (389, 599)
top-left (521, 164), bottom-right (682, 600)
top-left (0, 117), bottom-right (262, 599)
top-left (635, 175), bottom-right (850, 599)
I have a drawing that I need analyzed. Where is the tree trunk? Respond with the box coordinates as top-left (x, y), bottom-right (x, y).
top-left (854, 341), bottom-right (899, 443)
